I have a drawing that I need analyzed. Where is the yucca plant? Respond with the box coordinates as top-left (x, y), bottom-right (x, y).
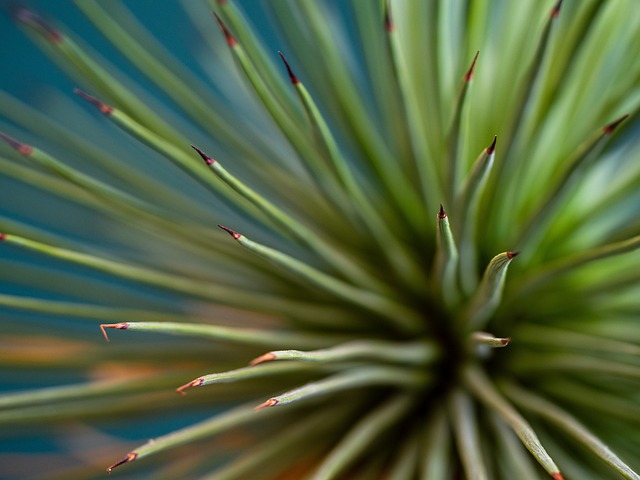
top-left (1, 0), bottom-right (639, 478)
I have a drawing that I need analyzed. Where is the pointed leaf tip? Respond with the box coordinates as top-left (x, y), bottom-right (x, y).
top-left (191, 145), bottom-right (215, 165)
top-left (465, 51), bottom-right (480, 82)
top-left (438, 204), bottom-right (447, 219)
top-left (603, 114), bottom-right (629, 134)
top-left (99, 325), bottom-right (110, 343)
top-left (465, 251), bottom-right (518, 328)
top-left (472, 331), bottom-right (511, 348)
top-left (551, 473), bottom-right (564, 480)
top-left (213, 12), bottom-right (237, 47)
top-left (106, 453), bottom-right (137, 474)
top-left (278, 51), bottom-right (299, 84)
top-left (0, 233), bottom-right (6, 241)
top-left (551, 0), bottom-right (563, 18)
top-left (217, 225), bottom-right (242, 240)
top-left (249, 352), bottom-right (276, 366)
top-left (13, 7), bottom-right (61, 43)
top-left (486, 135), bottom-right (497, 154)
top-left (73, 89), bottom-right (113, 115)
top-left (176, 378), bottom-right (204, 395)
top-left (255, 398), bottom-right (279, 410)
top-left (0, 131), bottom-right (33, 155)
top-left (384, 0), bottom-right (394, 32)
top-left (99, 323), bottom-right (129, 342)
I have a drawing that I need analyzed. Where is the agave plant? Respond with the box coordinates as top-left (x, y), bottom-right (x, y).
top-left (1, 0), bottom-right (639, 478)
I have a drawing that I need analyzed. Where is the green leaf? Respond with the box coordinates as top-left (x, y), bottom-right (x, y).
top-left (504, 381), bottom-right (640, 480)
top-left (462, 366), bottom-right (562, 479)
top-left (308, 394), bottom-right (415, 480)
top-left (255, 367), bottom-right (427, 410)
top-left (449, 389), bottom-right (488, 480)
top-left (463, 251), bottom-right (518, 329)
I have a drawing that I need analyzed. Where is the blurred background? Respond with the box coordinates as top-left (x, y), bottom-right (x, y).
top-left (0, 2), bottom-right (289, 478)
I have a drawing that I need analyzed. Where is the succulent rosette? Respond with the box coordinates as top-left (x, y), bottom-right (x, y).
top-left (0, 1), bottom-right (639, 479)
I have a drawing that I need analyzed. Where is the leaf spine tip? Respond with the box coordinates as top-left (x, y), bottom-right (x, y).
top-left (13, 7), bottom-right (61, 43)
top-left (255, 398), bottom-right (279, 410)
top-left (99, 323), bottom-right (129, 342)
top-left (250, 352), bottom-right (276, 366)
top-left (465, 50), bottom-right (480, 82)
top-left (603, 114), bottom-right (629, 134)
top-left (438, 204), bottom-right (447, 219)
top-left (191, 145), bottom-right (215, 165)
top-left (73, 89), bottom-right (113, 115)
top-left (176, 378), bottom-right (204, 395)
top-left (106, 453), bottom-right (137, 473)
top-left (506, 251), bottom-right (519, 259)
top-left (551, 0), bottom-right (563, 18)
top-left (278, 51), bottom-right (299, 84)
top-left (217, 225), bottom-right (242, 240)
top-left (0, 131), bottom-right (33, 155)
top-left (384, 1), bottom-right (394, 32)
top-left (486, 135), bottom-right (497, 154)
top-left (213, 12), bottom-right (237, 46)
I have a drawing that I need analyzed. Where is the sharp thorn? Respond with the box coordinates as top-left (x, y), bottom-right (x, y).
top-left (213, 12), bottom-right (237, 47)
top-left (278, 51), bottom-right (299, 84)
top-left (176, 378), bottom-right (204, 395)
top-left (603, 114), bottom-right (629, 135)
top-left (384, 0), bottom-right (394, 32)
top-left (106, 452), bottom-right (137, 474)
top-left (217, 225), bottom-right (242, 240)
top-left (0, 131), bottom-right (33, 155)
top-left (255, 398), bottom-right (279, 411)
top-left (249, 352), bottom-right (276, 366)
top-left (191, 145), bottom-right (215, 165)
top-left (486, 135), bottom-right (497, 154)
top-left (465, 50), bottom-right (480, 82)
top-left (99, 323), bottom-right (129, 342)
top-left (13, 6), bottom-right (61, 43)
top-left (73, 89), bottom-right (113, 115)
top-left (438, 204), bottom-right (447, 219)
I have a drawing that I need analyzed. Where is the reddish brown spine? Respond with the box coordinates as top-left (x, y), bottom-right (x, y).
top-left (0, 132), bottom-right (33, 155)
top-left (99, 323), bottom-right (130, 342)
top-left (218, 225), bottom-right (242, 240)
top-left (176, 378), bottom-right (204, 395)
top-left (106, 452), bottom-right (138, 473)
top-left (465, 51), bottom-right (480, 82)
top-left (486, 135), bottom-right (497, 155)
top-left (191, 145), bottom-right (216, 165)
top-left (384, 1), bottom-right (394, 32)
top-left (603, 114), bottom-right (629, 135)
top-left (250, 352), bottom-right (277, 366)
top-left (255, 398), bottom-right (279, 410)
top-left (74, 89), bottom-right (113, 115)
top-left (213, 12), bottom-right (237, 47)
top-left (278, 52), bottom-right (300, 85)
top-left (13, 7), bottom-right (62, 43)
